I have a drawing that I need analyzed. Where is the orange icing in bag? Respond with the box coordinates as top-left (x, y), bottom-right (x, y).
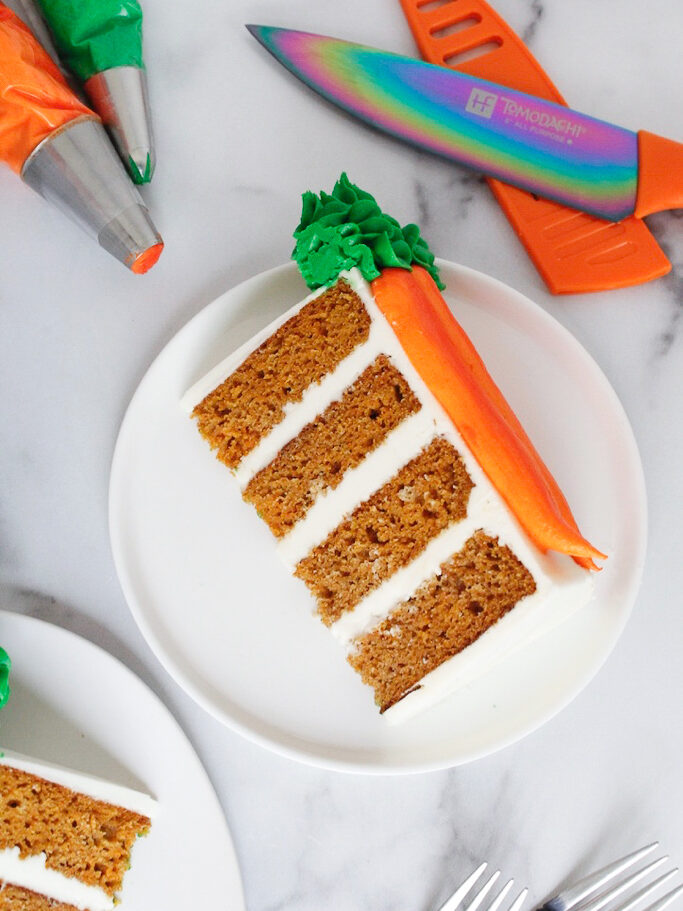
top-left (0, 5), bottom-right (93, 173)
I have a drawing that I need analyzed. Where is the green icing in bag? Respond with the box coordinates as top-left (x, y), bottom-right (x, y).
top-left (293, 173), bottom-right (444, 290)
top-left (0, 648), bottom-right (10, 709)
top-left (36, 0), bottom-right (144, 82)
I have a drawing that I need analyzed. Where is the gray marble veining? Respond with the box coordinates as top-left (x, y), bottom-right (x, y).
top-left (0, 1), bottom-right (681, 910)
top-left (521, 0), bottom-right (545, 45)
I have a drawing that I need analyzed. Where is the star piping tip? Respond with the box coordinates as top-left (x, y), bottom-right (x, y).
top-left (128, 151), bottom-right (154, 184)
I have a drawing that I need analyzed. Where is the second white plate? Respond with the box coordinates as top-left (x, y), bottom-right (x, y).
top-left (109, 261), bottom-right (646, 773)
top-left (0, 609), bottom-right (245, 910)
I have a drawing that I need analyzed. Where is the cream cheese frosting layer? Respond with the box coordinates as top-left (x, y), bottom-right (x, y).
top-left (331, 483), bottom-right (591, 647)
top-left (0, 750), bottom-right (157, 819)
top-left (234, 325), bottom-right (388, 487)
top-left (330, 500), bottom-right (489, 646)
top-left (0, 847), bottom-right (114, 911)
top-left (277, 408), bottom-right (437, 568)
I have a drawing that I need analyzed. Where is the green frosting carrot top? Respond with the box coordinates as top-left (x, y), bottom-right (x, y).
top-left (36, 0), bottom-right (144, 82)
top-left (292, 173), bottom-right (444, 290)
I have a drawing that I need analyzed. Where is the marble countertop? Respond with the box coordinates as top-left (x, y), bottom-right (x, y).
top-left (1, 0), bottom-right (681, 908)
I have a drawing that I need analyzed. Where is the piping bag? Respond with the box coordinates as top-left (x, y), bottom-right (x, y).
top-left (3, 0), bottom-right (66, 76)
top-left (35, 0), bottom-right (155, 184)
top-left (0, 5), bottom-right (162, 272)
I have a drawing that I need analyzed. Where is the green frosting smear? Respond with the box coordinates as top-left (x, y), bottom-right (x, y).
top-left (0, 648), bottom-right (10, 710)
top-left (37, 0), bottom-right (144, 82)
top-left (292, 173), bottom-right (444, 290)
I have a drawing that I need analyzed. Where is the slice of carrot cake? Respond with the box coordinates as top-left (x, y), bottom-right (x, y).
top-left (0, 749), bottom-right (155, 911)
top-left (182, 173), bottom-right (605, 721)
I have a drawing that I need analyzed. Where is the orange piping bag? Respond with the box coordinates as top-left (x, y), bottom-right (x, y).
top-left (0, 5), bottom-right (93, 172)
top-left (371, 266), bottom-right (606, 569)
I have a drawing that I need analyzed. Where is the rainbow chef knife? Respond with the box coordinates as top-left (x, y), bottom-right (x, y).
top-left (247, 26), bottom-right (683, 223)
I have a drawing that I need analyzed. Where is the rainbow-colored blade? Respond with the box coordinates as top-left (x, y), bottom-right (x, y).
top-left (248, 25), bottom-right (639, 222)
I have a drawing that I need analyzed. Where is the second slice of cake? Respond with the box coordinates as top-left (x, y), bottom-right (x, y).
top-left (0, 749), bottom-right (155, 911)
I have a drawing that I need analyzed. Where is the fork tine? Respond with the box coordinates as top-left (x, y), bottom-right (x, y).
top-left (509, 889), bottom-right (530, 911)
top-left (641, 884), bottom-right (683, 911)
top-left (614, 871), bottom-right (680, 911)
top-left (546, 844), bottom-right (660, 911)
top-left (488, 879), bottom-right (516, 911)
top-left (579, 857), bottom-right (670, 911)
top-left (437, 863), bottom-right (489, 911)
top-left (465, 871), bottom-right (502, 911)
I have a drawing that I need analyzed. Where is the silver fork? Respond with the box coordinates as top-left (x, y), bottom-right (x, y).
top-left (437, 844), bottom-right (682, 911)
top-left (435, 863), bottom-right (528, 911)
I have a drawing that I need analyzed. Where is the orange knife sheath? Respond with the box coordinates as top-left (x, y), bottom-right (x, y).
top-left (399, 0), bottom-right (671, 294)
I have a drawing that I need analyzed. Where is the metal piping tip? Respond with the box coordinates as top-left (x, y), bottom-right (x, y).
top-left (85, 66), bottom-right (156, 184)
top-left (99, 204), bottom-right (163, 272)
top-left (22, 116), bottom-right (163, 272)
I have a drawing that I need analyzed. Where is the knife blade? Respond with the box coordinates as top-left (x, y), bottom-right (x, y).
top-left (247, 25), bottom-right (683, 223)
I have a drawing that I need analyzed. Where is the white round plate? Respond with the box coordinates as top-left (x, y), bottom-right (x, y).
top-left (109, 261), bottom-right (646, 774)
top-left (0, 610), bottom-right (245, 910)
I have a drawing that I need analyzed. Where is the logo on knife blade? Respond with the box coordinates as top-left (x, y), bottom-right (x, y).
top-left (465, 88), bottom-right (498, 119)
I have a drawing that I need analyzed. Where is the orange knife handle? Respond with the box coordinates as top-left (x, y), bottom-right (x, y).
top-left (635, 130), bottom-right (683, 217)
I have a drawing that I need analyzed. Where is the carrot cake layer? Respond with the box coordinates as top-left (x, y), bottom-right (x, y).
top-left (0, 765), bottom-right (150, 896)
top-left (348, 531), bottom-right (536, 711)
top-left (295, 436), bottom-right (474, 625)
top-left (243, 354), bottom-right (421, 536)
top-left (0, 881), bottom-right (80, 911)
top-left (192, 279), bottom-right (371, 468)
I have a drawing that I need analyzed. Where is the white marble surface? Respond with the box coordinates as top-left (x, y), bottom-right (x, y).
top-left (1, 0), bottom-right (682, 908)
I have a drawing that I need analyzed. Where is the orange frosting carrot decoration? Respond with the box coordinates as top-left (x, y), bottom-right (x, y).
top-left (0, 6), bottom-right (93, 174)
top-left (371, 266), bottom-right (606, 569)
top-left (406, 266), bottom-right (601, 570)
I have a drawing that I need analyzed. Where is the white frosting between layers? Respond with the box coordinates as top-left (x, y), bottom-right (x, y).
top-left (278, 409), bottom-right (437, 568)
top-left (331, 491), bottom-right (490, 645)
top-left (331, 481), bottom-right (590, 647)
top-left (0, 847), bottom-right (114, 911)
top-left (0, 750), bottom-right (157, 819)
top-left (183, 268), bottom-right (594, 722)
top-left (234, 325), bottom-right (387, 487)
